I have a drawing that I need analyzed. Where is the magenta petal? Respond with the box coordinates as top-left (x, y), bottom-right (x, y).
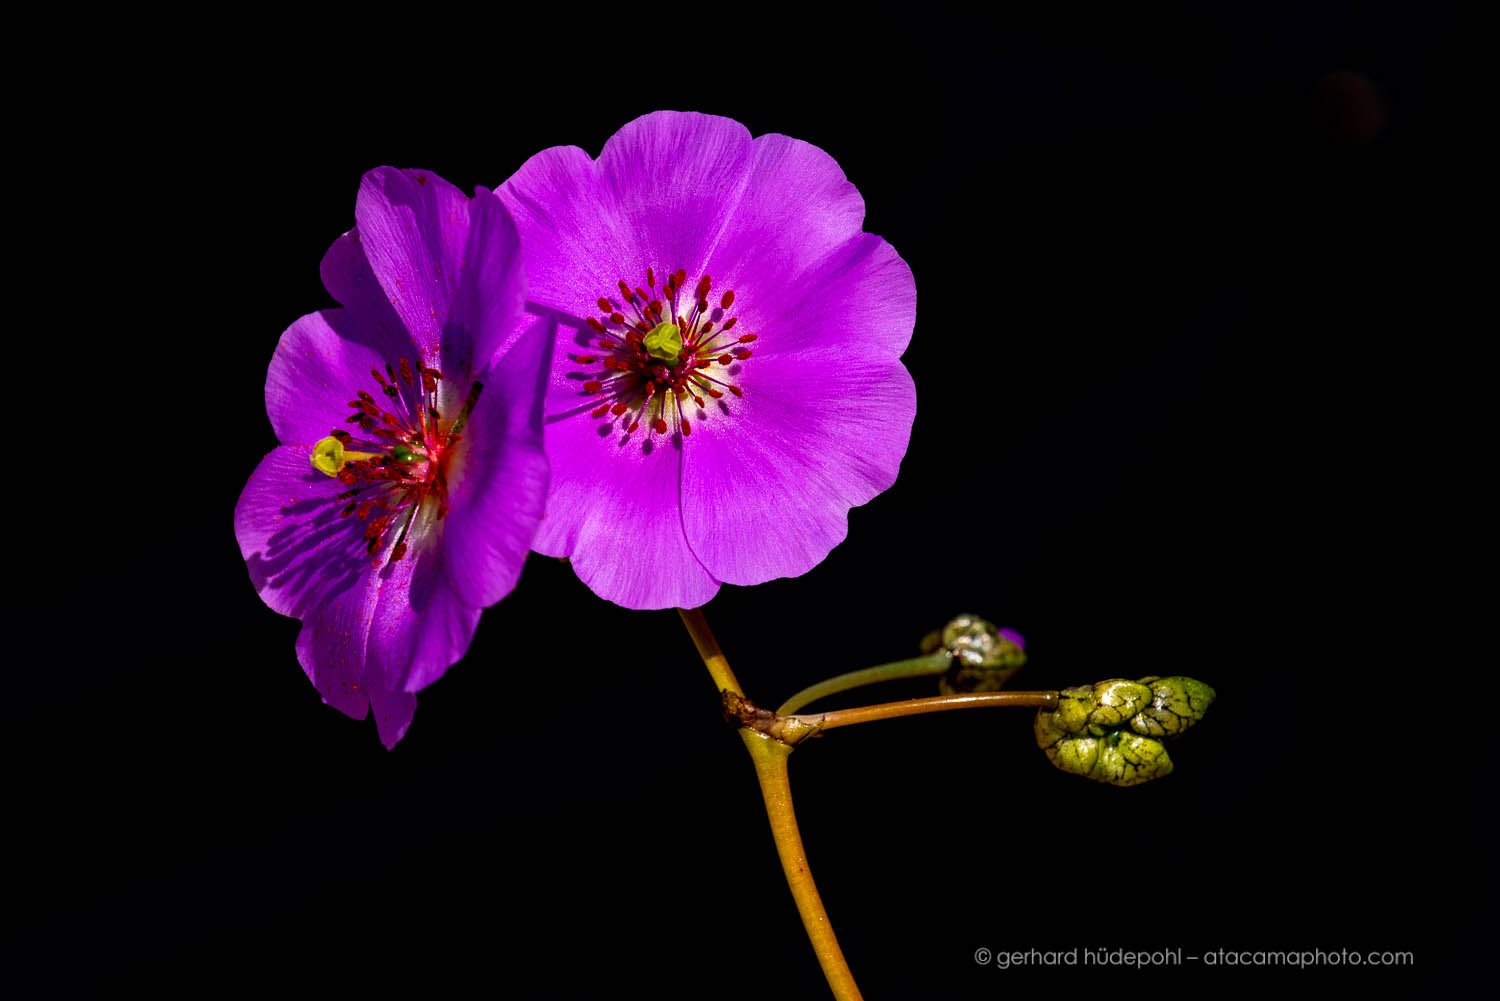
top-left (534, 412), bottom-right (717, 610)
top-left (441, 314), bottom-right (553, 609)
top-left (681, 350), bottom-right (916, 586)
top-left (354, 167), bottom-right (471, 362)
top-left (738, 233), bottom-right (916, 362)
top-left (455, 188), bottom-right (527, 370)
top-left (236, 445), bottom-right (372, 621)
top-left (361, 542), bottom-right (482, 696)
top-left (497, 112), bottom-right (755, 318)
top-left (264, 309), bottom-right (389, 447)
top-left (704, 132), bottom-right (868, 308)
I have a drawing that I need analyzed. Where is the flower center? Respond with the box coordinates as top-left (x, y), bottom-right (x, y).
top-left (310, 358), bottom-right (483, 565)
top-left (571, 267), bottom-right (756, 438)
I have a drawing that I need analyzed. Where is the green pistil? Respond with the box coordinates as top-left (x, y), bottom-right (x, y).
top-left (644, 322), bottom-right (683, 364)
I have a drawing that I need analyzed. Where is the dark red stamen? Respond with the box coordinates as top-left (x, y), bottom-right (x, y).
top-left (563, 266), bottom-right (757, 440)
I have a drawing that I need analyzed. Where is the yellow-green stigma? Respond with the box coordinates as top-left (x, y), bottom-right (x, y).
top-left (311, 436), bottom-right (379, 477)
top-left (643, 321), bottom-right (682, 364)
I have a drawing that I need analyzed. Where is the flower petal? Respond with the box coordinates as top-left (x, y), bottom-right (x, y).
top-left (264, 309), bottom-right (391, 447)
top-left (453, 187), bottom-right (527, 371)
top-left (533, 410), bottom-right (718, 610)
top-left (237, 445), bottom-right (377, 718)
top-left (680, 350), bottom-right (916, 586)
top-left (441, 314), bottom-right (553, 609)
top-left (736, 233), bottom-right (916, 362)
top-left (362, 541), bottom-right (482, 699)
top-left (703, 132), bottom-right (869, 313)
top-left (498, 111), bottom-right (755, 319)
top-left (318, 229), bottom-right (410, 358)
top-left (354, 166), bottom-right (472, 363)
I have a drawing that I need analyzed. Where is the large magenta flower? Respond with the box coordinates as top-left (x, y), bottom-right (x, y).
top-left (235, 167), bottom-right (551, 747)
top-left (498, 112), bottom-right (916, 609)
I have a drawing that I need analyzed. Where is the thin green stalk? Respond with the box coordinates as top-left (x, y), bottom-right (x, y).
top-left (776, 651), bottom-right (953, 715)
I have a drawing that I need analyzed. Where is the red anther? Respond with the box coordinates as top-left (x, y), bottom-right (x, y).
top-left (618, 279), bottom-right (634, 301)
top-left (602, 357), bottom-right (622, 371)
top-left (672, 268), bottom-right (687, 288)
top-left (699, 321), bottom-right (714, 335)
top-left (727, 385), bottom-right (743, 397)
top-left (357, 390), bottom-right (375, 402)
top-left (695, 274), bottom-right (712, 299)
top-left (707, 387), bottom-right (723, 399)
top-left (331, 429), bottom-right (351, 442)
top-left (390, 541), bottom-right (408, 563)
top-left (371, 368), bottom-right (388, 385)
top-left (587, 317), bottom-right (606, 334)
top-left (719, 354), bottom-right (733, 365)
top-left (611, 402), bottom-right (629, 416)
top-left (627, 420), bottom-right (640, 433)
top-left (583, 380), bottom-right (603, 393)
top-left (597, 297), bottom-right (612, 313)
top-left (341, 502), bottom-right (357, 517)
top-left (635, 287), bottom-right (650, 302)
top-left (399, 359), bottom-right (415, 385)
top-left (422, 372), bottom-right (437, 393)
top-left (357, 500), bottom-right (375, 520)
top-left (691, 394), bottom-right (705, 407)
top-left (695, 359), bottom-right (714, 368)
top-left (591, 404), bottom-right (611, 418)
top-left (572, 355), bottom-right (598, 364)
top-left (653, 418), bottom-right (668, 434)
top-left (680, 418), bottom-right (692, 437)
top-left (338, 468), bottom-right (358, 485)
top-left (720, 290), bottom-right (735, 309)
top-left (610, 312), bottom-right (626, 325)
top-left (646, 267), bottom-right (655, 287)
top-left (732, 349), bottom-right (753, 360)
top-left (736, 333), bottom-right (757, 342)
top-left (722, 317), bottom-right (738, 330)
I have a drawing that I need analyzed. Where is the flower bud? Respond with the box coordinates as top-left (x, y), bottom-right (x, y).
top-left (921, 614), bottom-right (1027, 694)
top-left (1034, 676), bottom-right (1215, 786)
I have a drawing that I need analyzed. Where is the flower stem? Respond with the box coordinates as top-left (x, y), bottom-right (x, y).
top-left (679, 607), bottom-right (744, 696)
top-left (776, 651), bottom-right (954, 715)
top-left (799, 691), bottom-right (1058, 732)
top-left (740, 731), bottom-right (863, 1001)
top-left (679, 607), bottom-right (862, 1001)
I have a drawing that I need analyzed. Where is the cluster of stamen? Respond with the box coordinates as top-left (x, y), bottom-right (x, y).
top-left (572, 267), bottom-right (756, 439)
top-left (311, 358), bottom-right (482, 566)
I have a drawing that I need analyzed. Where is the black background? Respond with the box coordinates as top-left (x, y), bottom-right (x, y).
top-left (14, 3), bottom-right (1471, 996)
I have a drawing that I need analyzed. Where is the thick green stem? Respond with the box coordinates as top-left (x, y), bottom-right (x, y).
top-left (776, 651), bottom-right (953, 715)
top-left (741, 732), bottom-right (863, 1001)
top-left (680, 607), bottom-right (863, 1001)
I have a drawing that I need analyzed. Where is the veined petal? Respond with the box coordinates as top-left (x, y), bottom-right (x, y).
top-left (498, 111), bottom-right (755, 319)
top-left (442, 314), bottom-right (553, 609)
top-left (533, 411), bottom-right (718, 610)
top-left (703, 132), bottom-right (869, 313)
top-left (734, 233), bottom-right (916, 363)
top-left (265, 309), bottom-right (390, 447)
top-left (680, 350), bottom-right (916, 586)
top-left (354, 166), bottom-right (471, 363)
top-left (454, 187), bottom-right (527, 372)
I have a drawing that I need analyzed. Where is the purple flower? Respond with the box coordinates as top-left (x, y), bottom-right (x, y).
top-left (235, 167), bottom-right (551, 747)
top-left (497, 112), bottom-right (916, 609)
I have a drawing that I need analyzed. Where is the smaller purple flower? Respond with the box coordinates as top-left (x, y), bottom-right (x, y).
top-left (235, 167), bottom-right (551, 747)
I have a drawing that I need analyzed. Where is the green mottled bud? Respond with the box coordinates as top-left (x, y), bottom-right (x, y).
top-left (1035, 675), bottom-right (1213, 786)
top-left (1131, 676), bottom-right (1216, 737)
top-left (644, 321), bottom-right (683, 363)
top-left (1041, 730), bottom-right (1174, 786)
top-left (921, 614), bottom-right (1028, 694)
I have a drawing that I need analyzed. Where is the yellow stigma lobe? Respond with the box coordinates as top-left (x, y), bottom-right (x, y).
top-left (311, 436), bottom-right (379, 477)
